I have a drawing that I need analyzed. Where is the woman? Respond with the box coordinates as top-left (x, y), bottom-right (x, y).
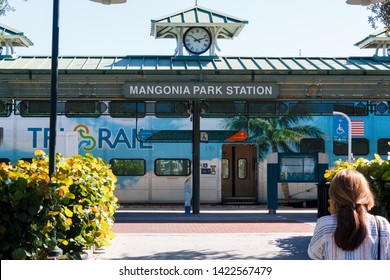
top-left (308, 169), bottom-right (390, 260)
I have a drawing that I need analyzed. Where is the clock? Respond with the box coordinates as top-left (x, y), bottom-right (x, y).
top-left (183, 27), bottom-right (212, 55)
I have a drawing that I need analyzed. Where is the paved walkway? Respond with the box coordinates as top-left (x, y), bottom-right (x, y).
top-left (90, 208), bottom-right (318, 260)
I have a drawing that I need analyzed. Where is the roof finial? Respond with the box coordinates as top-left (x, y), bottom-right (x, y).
top-left (195, 0), bottom-right (198, 6)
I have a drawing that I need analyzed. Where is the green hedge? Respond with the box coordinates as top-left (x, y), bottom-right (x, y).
top-left (324, 155), bottom-right (390, 221)
top-left (0, 150), bottom-right (119, 259)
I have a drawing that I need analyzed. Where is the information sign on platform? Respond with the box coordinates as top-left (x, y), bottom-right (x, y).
top-left (333, 115), bottom-right (348, 143)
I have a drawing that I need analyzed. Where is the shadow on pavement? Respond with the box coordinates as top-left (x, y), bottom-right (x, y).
top-left (263, 236), bottom-right (312, 260)
top-left (108, 249), bottom-right (252, 260)
top-left (104, 235), bottom-right (313, 260)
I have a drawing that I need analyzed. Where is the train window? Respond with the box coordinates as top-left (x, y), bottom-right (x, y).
top-left (19, 158), bottom-right (33, 163)
top-left (109, 159), bottom-right (146, 176)
top-left (155, 159), bottom-right (191, 176)
top-left (0, 101), bottom-right (11, 117)
top-left (109, 101), bottom-right (146, 118)
top-left (65, 101), bottom-right (105, 117)
top-left (222, 159), bottom-right (229, 179)
top-left (377, 138), bottom-right (390, 155)
top-left (248, 102), bottom-right (277, 116)
top-left (237, 159), bottom-right (247, 179)
top-left (333, 138), bottom-right (369, 156)
top-left (300, 138), bottom-right (325, 153)
top-left (155, 101), bottom-right (190, 118)
top-left (200, 101), bottom-right (247, 118)
top-left (18, 100), bottom-right (51, 117)
top-left (0, 158), bottom-right (10, 164)
top-left (0, 127), bottom-right (3, 147)
top-left (289, 102), bottom-right (334, 115)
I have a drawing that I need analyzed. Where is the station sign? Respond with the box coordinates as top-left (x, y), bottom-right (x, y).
top-left (122, 82), bottom-right (279, 99)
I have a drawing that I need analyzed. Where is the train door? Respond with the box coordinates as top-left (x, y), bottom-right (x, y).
top-left (221, 144), bottom-right (258, 201)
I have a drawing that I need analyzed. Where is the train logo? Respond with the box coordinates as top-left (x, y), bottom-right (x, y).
top-left (73, 124), bottom-right (96, 151)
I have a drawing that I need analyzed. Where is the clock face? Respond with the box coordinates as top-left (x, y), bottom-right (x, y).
top-left (183, 27), bottom-right (212, 55)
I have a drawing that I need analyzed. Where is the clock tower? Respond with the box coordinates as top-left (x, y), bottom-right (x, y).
top-left (150, 5), bottom-right (248, 56)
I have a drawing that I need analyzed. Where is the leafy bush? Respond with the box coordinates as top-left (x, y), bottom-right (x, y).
top-left (324, 155), bottom-right (390, 221)
top-left (0, 151), bottom-right (119, 259)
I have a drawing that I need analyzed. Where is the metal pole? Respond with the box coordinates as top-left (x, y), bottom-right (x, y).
top-left (333, 111), bottom-right (352, 164)
top-left (192, 99), bottom-right (200, 214)
top-left (49, 0), bottom-right (59, 177)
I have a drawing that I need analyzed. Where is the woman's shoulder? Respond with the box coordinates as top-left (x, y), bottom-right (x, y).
top-left (317, 214), bottom-right (336, 222)
top-left (316, 214), bottom-right (337, 227)
top-left (375, 215), bottom-right (390, 227)
top-left (369, 214), bottom-right (390, 232)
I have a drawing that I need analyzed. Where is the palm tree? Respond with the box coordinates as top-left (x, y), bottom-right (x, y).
top-left (223, 115), bottom-right (325, 201)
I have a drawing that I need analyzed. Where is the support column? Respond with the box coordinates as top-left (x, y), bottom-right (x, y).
top-left (192, 99), bottom-right (200, 214)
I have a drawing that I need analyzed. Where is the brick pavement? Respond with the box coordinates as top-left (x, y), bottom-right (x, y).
top-left (93, 210), bottom-right (317, 260)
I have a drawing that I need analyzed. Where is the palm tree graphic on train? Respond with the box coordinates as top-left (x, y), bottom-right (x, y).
top-left (223, 115), bottom-right (325, 201)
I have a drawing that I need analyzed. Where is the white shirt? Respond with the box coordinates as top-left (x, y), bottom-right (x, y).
top-left (308, 212), bottom-right (390, 260)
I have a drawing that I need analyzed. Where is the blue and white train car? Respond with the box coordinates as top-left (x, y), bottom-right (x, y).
top-left (1, 100), bottom-right (390, 205)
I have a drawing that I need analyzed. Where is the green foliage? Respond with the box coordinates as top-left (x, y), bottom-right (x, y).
top-left (324, 155), bottom-right (390, 221)
top-left (368, 1), bottom-right (390, 30)
top-left (223, 116), bottom-right (325, 160)
top-left (0, 150), bottom-right (119, 259)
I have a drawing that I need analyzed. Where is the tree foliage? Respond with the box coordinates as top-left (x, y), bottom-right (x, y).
top-left (0, 0), bottom-right (27, 17)
top-left (223, 116), bottom-right (325, 161)
top-left (368, 1), bottom-right (390, 30)
top-left (0, 0), bottom-right (14, 16)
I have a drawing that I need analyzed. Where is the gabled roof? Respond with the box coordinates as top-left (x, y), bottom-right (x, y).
top-left (0, 24), bottom-right (34, 47)
top-left (354, 28), bottom-right (390, 49)
top-left (151, 5), bottom-right (248, 39)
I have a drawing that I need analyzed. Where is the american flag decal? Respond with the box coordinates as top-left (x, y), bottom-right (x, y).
top-left (351, 120), bottom-right (364, 136)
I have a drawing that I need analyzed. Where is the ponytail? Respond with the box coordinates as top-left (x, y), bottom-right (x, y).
top-left (329, 169), bottom-right (374, 251)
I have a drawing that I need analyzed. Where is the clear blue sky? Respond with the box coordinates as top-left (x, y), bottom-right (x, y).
top-left (0, 0), bottom-right (383, 57)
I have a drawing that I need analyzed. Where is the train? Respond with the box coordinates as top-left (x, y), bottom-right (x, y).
top-left (1, 99), bottom-right (390, 205)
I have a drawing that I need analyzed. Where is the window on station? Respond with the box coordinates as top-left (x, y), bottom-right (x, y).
top-left (109, 159), bottom-right (146, 176)
top-left (155, 101), bottom-right (190, 118)
top-left (299, 138), bottom-right (325, 153)
top-left (109, 101), bottom-right (146, 118)
top-left (18, 100), bottom-right (51, 117)
top-left (333, 138), bottom-right (369, 156)
top-left (237, 158), bottom-right (247, 179)
top-left (155, 159), bottom-right (191, 176)
top-left (65, 101), bottom-right (106, 117)
top-left (0, 101), bottom-right (11, 117)
top-left (222, 159), bottom-right (229, 179)
top-left (377, 138), bottom-right (390, 155)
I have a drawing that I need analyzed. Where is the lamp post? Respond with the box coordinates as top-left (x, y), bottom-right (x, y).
top-left (49, 0), bottom-right (127, 177)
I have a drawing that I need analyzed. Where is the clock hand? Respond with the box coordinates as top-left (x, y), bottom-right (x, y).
top-left (188, 35), bottom-right (201, 43)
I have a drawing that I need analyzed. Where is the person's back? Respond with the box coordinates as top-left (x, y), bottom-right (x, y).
top-left (308, 212), bottom-right (390, 260)
top-left (307, 169), bottom-right (390, 260)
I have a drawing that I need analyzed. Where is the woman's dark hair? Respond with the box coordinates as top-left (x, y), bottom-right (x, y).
top-left (329, 169), bottom-right (375, 251)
